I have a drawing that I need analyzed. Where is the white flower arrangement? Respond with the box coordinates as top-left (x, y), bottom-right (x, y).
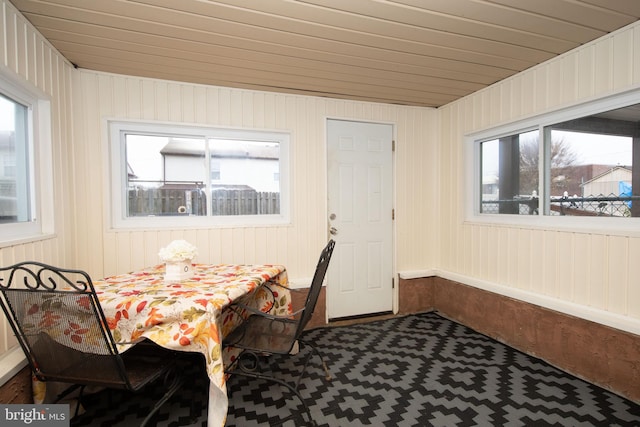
top-left (158, 240), bottom-right (198, 263)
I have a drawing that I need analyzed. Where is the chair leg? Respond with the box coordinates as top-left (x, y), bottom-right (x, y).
top-left (300, 339), bottom-right (331, 382)
top-left (140, 370), bottom-right (183, 427)
top-left (227, 346), bottom-right (332, 427)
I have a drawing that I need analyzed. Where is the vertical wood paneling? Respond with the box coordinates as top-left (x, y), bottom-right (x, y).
top-left (594, 38), bottom-right (613, 94)
top-left (0, 0), bottom-right (74, 361)
top-left (573, 233), bottom-right (590, 305)
top-left (143, 231), bottom-right (160, 268)
top-left (608, 236), bottom-right (628, 315)
top-left (478, 225), bottom-right (488, 279)
top-left (141, 79), bottom-right (155, 120)
top-left (75, 72), bottom-right (100, 274)
top-left (629, 238), bottom-right (640, 318)
top-left (154, 81), bottom-right (169, 121)
top-left (506, 228), bottom-right (518, 287)
top-left (532, 67), bottom-right (546, 113)
top-left (576, 47), bottom-right (595, 100)
top-left (26, 28), bottom-right (35, 85)
top-left (516, 229), bottom-right (531, 290)
top-left (129, 78), bottom-right (143, 120)
top-left (182, 84), bottom-right (195, 123)
top-left (633, 26), bottom-right (640, 83)
top-left (499, 81), bottom-right (512, 123)
top-left (556, 233), bottom-right (573, 300)
top-left (35, 36), bottom-right (44, 90)
top-left (509, 78), bottom-right (523, 120)
top-left (546, 59), bottom-right (563, 108)
top-left (438, 107), bottom-right (453, 271)
top-left (497, 227), bottom-right (509, 286)
top-left (5, 5), bottom-right (16, 72)
top-left (73, 70), bottom-right (438, 279)
top-left (439, 22), bottom-right (640, 329)
top-left (588, 234), bottom-right (607, 310)
top-left (560, 54), bottom-right (578, 104)
top-left (519, 72), bottom-right (535, 118)
top-left (0, 2), bottom-right (5, 69)
top-left (529, 229), bottom-right (544, 293)
top-left (612, 29), bottom-right (633, 91)
top-left (484, 226), bottom-right (498, 282)
top-left (14, 13), bottom-right (26, 78)
top-left (462, 224), bottom-right (472, 276)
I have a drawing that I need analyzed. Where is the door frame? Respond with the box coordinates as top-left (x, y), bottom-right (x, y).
top-left (323, 117), bottom-right (398, 322)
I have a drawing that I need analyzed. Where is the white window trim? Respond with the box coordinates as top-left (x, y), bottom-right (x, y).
top-left (465, 88), bottom-right (640, 237)
top-left (0, 72), bottom-right (54, 247)
top-left (108, 120), bottom-right (291, 230)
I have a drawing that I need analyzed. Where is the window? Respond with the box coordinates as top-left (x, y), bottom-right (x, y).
top-left (110, 122), bottom-right (290, 228)
top-left (480, 130), bottom-right (539, 215)
top-left (0, 94), bottom-right (30, 225)
top-left (471, 94), bottom-right (640, 229)
top-left (0, 77), bottom-right (52, 244)
top-left (544, 112), bottom-right (635, 217)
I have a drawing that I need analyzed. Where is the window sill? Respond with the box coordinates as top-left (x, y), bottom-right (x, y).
top-left (107, 216), bottom-right (292, 231)
top-left (0, 232), bottom-right (57, 250)
top-left (464, 214), bottom-right (640, 238)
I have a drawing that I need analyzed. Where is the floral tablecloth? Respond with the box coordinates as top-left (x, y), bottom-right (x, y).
top-left (33, 263), bottom-right (290, 427)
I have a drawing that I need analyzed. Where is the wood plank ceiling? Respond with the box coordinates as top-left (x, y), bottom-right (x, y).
top-left (10, 0), bottom-right (640, 107)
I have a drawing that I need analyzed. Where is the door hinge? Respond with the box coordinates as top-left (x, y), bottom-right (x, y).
top-left (392, 140), bottom-right (395, 152)
top-left (392, 209), bottom-right (395, 220)
top-left (392, 277), bottom-right (395, 289)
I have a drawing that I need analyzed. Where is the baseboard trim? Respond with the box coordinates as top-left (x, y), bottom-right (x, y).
top-left (0, 347), bottom-right (27, 388)
top-left (398, 268), bottom-right (640, 336)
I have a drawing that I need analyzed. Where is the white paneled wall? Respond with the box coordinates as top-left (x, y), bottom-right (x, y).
top-left (0, 0), bottom-right (74, 365)
top-left (73, 71), bottom-right (439, 283)
top-left (438, 22), bottom-right (640, 332)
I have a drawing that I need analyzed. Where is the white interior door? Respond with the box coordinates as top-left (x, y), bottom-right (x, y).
top-left (326, 119), bottom-right (394, 320)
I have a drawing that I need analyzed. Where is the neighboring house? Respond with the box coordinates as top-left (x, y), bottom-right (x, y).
top-left (550, 164), bottom-right (617, 197)
top-left (482, 164), bottom-right (625, 200)
top-left (160, 138), bottom-right (280, 193)
top-left (581, 166), bottom-right (632, 197)
top-left (482, 174), bottom-right (499, 200)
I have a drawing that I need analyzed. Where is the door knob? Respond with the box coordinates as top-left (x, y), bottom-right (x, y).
top-left (329, 227), bottom-right (338, 235)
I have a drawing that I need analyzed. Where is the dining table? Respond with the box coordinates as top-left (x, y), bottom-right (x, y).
top-left (32, 262), bottom-right (292, 427)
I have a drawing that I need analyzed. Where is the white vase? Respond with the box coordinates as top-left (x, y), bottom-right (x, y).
top-left (164, 260), bottom-right (193, 282)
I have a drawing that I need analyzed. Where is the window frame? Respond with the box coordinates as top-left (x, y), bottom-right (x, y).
top-left (0, 74), bottom-right (53, 246)
top-left (108, 120), bottom-right (291, 230)
top-left (466, 88), bottom-right (640, 236)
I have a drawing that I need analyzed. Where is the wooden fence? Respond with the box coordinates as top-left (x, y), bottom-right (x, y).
top-left (128, 188), bottom-right (279, 216)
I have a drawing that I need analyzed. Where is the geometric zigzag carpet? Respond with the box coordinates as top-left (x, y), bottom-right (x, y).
top-left (74, 312), bottom-right (640, 426)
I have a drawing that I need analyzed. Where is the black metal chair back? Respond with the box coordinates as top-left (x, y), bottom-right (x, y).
top-left (295, 239), bottom-right (335, 337)
top-left (0, 262), bottom-right (133, 387)
top-left (0, 261), bottom-right (182, 425)
top-left (224, 240), bottom-right (335, 426)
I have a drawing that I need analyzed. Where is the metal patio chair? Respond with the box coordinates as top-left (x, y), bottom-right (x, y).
top-left (0, 261), bottom-right (183, 426)
top-left (224, 239), bottom-right (336, 426)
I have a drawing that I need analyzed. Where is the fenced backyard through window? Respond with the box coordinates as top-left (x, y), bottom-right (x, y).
top-left (110, 122), bottom-right (290, 227)
top-left (482, 194), bottom-right (639, 216)
top-left (478, 101), bottom-right (640, 220)
top-left (128, 186), bottom-right (280, 217)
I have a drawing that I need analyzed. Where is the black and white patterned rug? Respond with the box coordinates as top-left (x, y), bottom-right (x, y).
top-left (74, 312), bottom-right (640, 426)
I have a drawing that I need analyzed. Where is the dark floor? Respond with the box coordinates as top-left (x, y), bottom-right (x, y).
top-left (73, 312), bottom-right (640, 426)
